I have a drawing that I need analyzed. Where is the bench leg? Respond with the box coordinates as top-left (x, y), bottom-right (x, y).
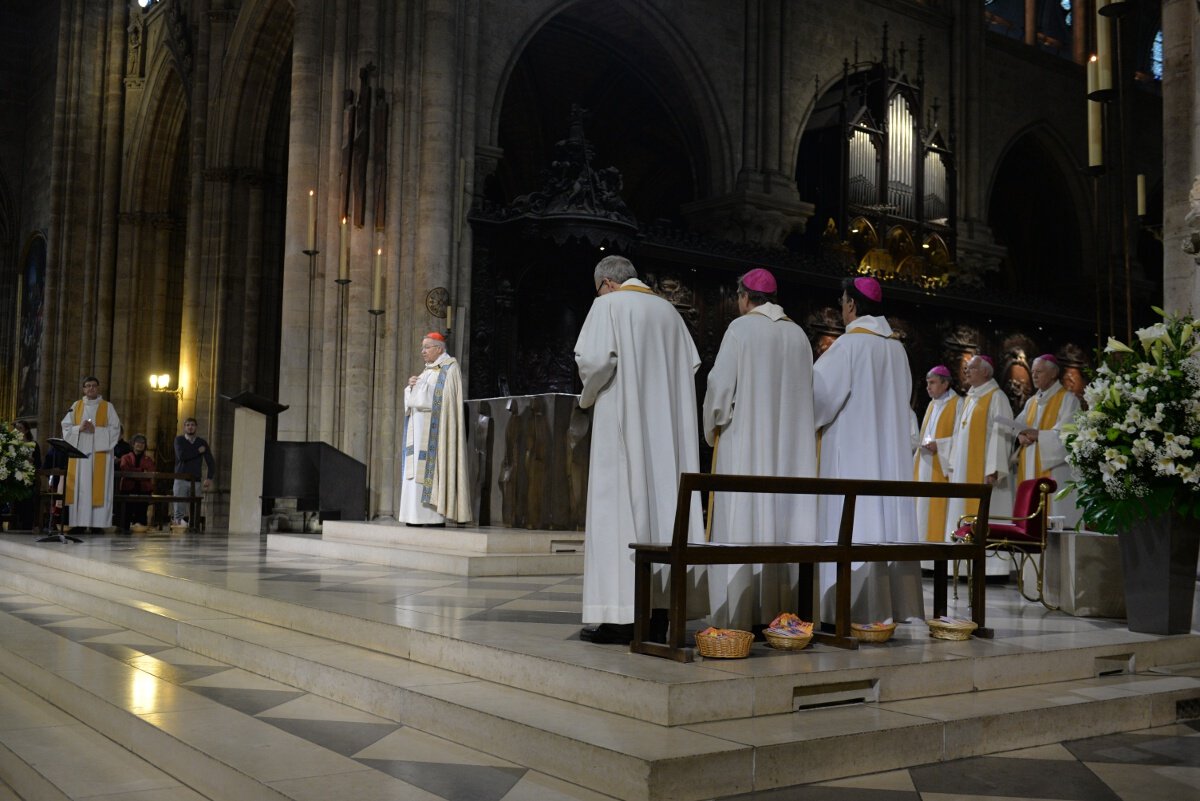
top-left (932, 560), bottom-right (948, 618)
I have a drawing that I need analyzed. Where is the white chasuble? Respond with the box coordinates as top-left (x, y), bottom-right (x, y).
top-left (812, 315), bottom-right (924, 623)
top-left (61, 397), bottom-right (121, 528)
top-left (399, 353), bottom-right (472, 524)
top-left (944, 377), bottom-right (1015, 575)
top-left (575, 279), bottom-right (708, 625)
top-left (702, 303), bottom-right (818, 629)
top-left (1014, 381), bottom-right (1081, 528)
top-left (913, 392), bottom-right (961, 541)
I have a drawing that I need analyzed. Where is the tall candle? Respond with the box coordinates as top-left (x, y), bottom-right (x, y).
top-left (1087, 99), bottom-right (1102, 168)
top-left (306, 190), bottom-right (316, 251)
top-left (446, 305), bottom-right (454, 331)
top-left (1136, 174), bottom-right (1146, 217)
top-left (1086, 55), bottom-right (1097, 96)
top-left (1095, 0), bottom-right (1112, 93)
top-left (338, 217), bottom-right (349, 281)
top-left (372, 247), bottom-right (384, 311)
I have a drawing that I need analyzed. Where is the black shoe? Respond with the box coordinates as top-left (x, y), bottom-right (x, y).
top-left (68, 527), bottom-right (86, 535)
top-left (580, 623), bottom-right (634, 645)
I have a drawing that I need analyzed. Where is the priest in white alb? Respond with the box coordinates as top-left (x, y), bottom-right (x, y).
top-left (702, 267), bottom-right (817, 630)
top-left (1014, 354), bottom-right (1081, 527)
top-left (914, 365), bottom-right (961, 541)
top-left (61, 376), bottom-right (121, 531)
top-left (575, 255), bottom-right (707, 644)
top-left (399, 332), bottom-right (471, 526)
top-left (943, 354), bottom-right (1015, 575)
top-left (812, 276), bottom-right (924, 624)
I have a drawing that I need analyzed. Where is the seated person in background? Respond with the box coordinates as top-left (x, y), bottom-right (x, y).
top-left (118, 433), bottom-right (155, 529)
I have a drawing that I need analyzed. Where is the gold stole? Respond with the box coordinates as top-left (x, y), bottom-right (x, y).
top-left (914, 394), bottom-right (960, 540)
top-left (1017, 389), bottom-right (1066, 479)
top-left (64, 400), bottom-right (110, 507)
top-left (961, 388), bottom-right (996, 515)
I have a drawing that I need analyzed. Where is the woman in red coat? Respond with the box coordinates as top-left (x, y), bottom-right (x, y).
top-left (117, 434), bottom-right (156, 528)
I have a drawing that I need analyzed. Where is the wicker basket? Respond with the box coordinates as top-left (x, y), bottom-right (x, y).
top-left (851, 622), bottom-right (897, 643)
top-left (695, 629), bottom-right (754, 658)
top-left (129, 524), bottom-right (148, 534)
top-left (928, 618), bottom-right (978, 641)
top-left (764, 630), bottom-right (813, 651)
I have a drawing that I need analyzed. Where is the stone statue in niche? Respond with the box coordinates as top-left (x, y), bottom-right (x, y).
top-left (372, 89), bottom-right (388, 229)
top-left (1184, 175), bottom-right (1200, 263)
top-left (351, 65), bottom-right (375, 227)
top-left (340, 90), bottom-right (355, 220)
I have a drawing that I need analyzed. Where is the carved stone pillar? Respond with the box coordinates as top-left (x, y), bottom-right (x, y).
top-left (683, 0), bottom-right (813, 245)
top-left (1161, 0), bottom-right (1200, 315)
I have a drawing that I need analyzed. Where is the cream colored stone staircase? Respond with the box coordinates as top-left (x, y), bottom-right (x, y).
top-left (0, 536), bottom-right (1197, 801)
top-left (269, 521), bottom-right (584, 576)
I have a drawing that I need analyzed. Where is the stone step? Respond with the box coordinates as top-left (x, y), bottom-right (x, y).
top-left (267, 531), bottom-right (584, 575)
top-left (0, 573), bottom-right (744, 801)
top-left (322, 521), bottom-right (585, 554)
top-left (0, 672), bottom-right (211, 801)
top-left (2, 538), bottom-right (1200, 801)
top-left (2, 537), bottom-right (1197, 731)
top-left (2, 577), bottom-right (1197, 801)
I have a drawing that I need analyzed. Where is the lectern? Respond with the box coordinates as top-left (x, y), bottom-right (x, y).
top-left (223, 391), bottom-right (288, 534)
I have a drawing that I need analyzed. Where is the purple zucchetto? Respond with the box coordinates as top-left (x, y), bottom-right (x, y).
top-left (1035, 353), bottom-right (1058, 365)
top-left (741, 267), bottom-right (777, 294)
top-left (853, 276), bottom-right (882, 303)
top-left (927, 365), bottom-right (952, 379)
top-left (976, 354), bottom-right (994, 369)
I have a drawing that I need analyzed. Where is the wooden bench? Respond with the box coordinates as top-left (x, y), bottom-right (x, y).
top-left (629, 473), bottom-right (993, 662)
top-left (35, 469), bottom-right (204, 532)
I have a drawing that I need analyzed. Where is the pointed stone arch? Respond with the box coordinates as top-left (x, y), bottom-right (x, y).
top-left (984, 122), bottom-right (1091, 298)
top-left (485, 0), bottom-right (732, 215)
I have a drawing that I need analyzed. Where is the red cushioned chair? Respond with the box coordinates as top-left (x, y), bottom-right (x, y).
top-left (951, 477), bottom-right (1058, 609)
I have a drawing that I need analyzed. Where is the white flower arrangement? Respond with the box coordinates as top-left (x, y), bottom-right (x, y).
top-left (1061, 308), bottom-right (1200, 532)
top-left (0, 422), bottom-right (37, 504)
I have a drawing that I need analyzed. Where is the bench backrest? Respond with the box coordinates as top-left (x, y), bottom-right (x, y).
top-left (672, 473), bottom-right (992, 548)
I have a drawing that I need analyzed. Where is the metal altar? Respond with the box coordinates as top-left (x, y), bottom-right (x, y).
top-left (466, 393), bottom-right (590, 530)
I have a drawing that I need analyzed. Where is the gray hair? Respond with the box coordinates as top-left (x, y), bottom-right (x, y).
top-left (594, 255), bottom-right (637, 286)
top-left (972, 356), bottom-right (994, 378)
top-left (422, 336), bottom-right (447, 353)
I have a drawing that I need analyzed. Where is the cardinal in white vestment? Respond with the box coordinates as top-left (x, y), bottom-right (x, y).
top-left (399, 332), bottom-right (472, 525)
top-left (914, 365), bottom-right (962, 541)
top-left (702, 268), bottom-right (817, 630)
top-left (812, 277), bottom-right (924, 624)
top-left (575, 255), bottom-right (707, 644)
top-left (1014, 354), bottom-right (1082, 527)
top-left (944, 354), bottom-right (1015, 576)
top-left (61, 376), bottom-right (121, 530)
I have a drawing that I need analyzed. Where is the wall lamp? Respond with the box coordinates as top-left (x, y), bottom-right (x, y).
top-left (149, 373), bottom-right (182, 397)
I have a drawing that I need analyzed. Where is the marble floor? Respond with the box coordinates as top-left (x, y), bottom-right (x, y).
top-left (0, 530), bottom-right (1196, 801)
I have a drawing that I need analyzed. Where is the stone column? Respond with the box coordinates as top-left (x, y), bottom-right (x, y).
top-left (1163, 0), bottom-right (1200, 315)
top-left (681, 0), bottom-right (812, 245)
top-left (279, 0), bottom-right (325, 441)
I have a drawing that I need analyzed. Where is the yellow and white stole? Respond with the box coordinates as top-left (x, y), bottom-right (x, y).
top-left (64, 399), bottom-right (111, 507)
top-left (1017, 388), bottom-right (1066, 480)
top-left (959, 388), bottom-right (997, 516)
top-left (913, 393), bottom-right (961, 540)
